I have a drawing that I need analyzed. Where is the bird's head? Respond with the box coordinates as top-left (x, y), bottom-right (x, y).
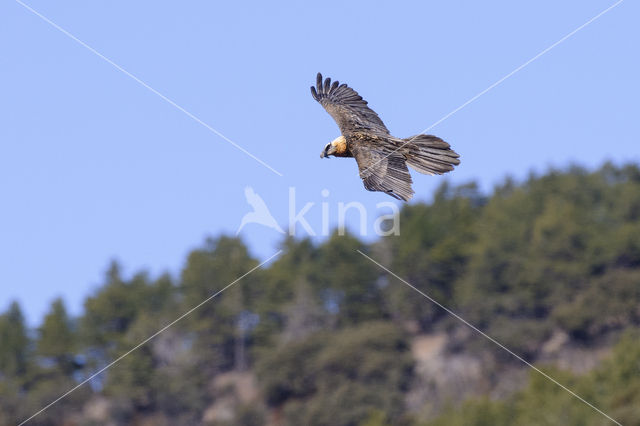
top-left (320, 135), bottom-right (347, 158)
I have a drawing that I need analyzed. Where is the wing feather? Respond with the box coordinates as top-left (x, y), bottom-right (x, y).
top-left (351, 145), bottom-right (414, 201)
top-left (310, 73), bottom-right (389, 136)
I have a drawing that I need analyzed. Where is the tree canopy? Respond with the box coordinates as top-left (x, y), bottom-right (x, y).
top-left (2, 163), bottom-right (640, 425)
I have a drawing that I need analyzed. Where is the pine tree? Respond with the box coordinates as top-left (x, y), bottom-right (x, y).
top-left (0, 301), bottom-right (30, 378)
top-left (37, 298), bottom-right (77, 375)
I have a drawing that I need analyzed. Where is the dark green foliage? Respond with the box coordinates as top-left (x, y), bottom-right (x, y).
top-left (82, 262), bottom-right (152, 349)
top-left (180, 236), bottom-right (262, 374)
top-left (312, 231), bottom-right (388, 325)
top-left (257, 322), bottom-right (412, 426)
top-left (0, 302), bottom-right (33, 423)
top-left (0, 301), bottom-right (30, 378)
top-left (553, 268), bottom-right (640, 339)
top-left (385, 181), bottom-right (481, 329)
top-left (250, 237), bottom-right (324, 350)
top-left (3, 163), bottom-right (640, 425)
top-left (37, 298), bottom-right (77, 374)
top-left (455, 164), bottom-right (640, 354)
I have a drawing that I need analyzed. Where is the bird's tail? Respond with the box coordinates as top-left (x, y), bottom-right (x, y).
top-left (401, 134), bottom-right (460, 175)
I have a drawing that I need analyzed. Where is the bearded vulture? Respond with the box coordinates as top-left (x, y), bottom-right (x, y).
top-left (312, 73), bottom-right (460, 201)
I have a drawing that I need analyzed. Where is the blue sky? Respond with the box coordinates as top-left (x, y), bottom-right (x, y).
top-left (1, 1), bottom-right (638, 325)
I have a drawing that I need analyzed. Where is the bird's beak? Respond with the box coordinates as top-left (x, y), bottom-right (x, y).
top-left (321, 143), bottom-right (335, 159)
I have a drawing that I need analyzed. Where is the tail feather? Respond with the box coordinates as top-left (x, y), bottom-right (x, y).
top-left (401, 134), bottom-right (460, 175)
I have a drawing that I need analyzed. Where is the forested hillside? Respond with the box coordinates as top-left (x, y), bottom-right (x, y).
top-left (2, 163), bottom-right (640, 426)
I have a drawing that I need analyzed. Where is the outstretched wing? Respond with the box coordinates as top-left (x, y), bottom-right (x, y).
top-left (310, 73), bottom-right (389, 136)
top-left (351, 145), bottom-right (414, 201)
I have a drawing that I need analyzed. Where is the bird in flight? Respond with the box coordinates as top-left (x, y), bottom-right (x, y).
top-left (311, 73), bottom-right (460, 201)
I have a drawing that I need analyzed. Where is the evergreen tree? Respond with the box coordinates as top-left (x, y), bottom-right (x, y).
top-left (312, 231), bottom-right (387, 325)
top-left (0, 301), bottom-right (30, 378)
top-left (37, 298), bottom-right (77, 375)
